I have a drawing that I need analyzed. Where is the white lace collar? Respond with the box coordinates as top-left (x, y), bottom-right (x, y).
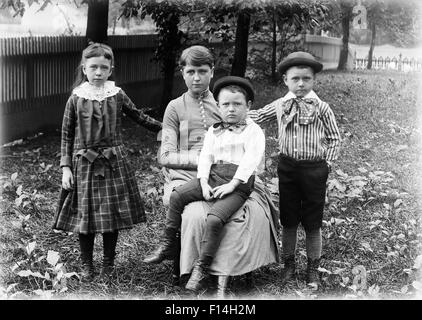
top-left (282, 90), bottom-right (321, 102)
top-left (73, 81), bottom-right (121, 102)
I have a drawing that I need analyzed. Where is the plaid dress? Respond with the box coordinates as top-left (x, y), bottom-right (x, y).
top-left (53, 81), bottom-right (161, 234)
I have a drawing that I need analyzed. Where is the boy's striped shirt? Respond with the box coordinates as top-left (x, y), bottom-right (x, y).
top-left (248, 90), bottom-right (341, 162)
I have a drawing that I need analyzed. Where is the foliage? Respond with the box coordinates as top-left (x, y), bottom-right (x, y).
top-left (0, 0), bottom-right (87, 36)
top-left (200, 0), bottom-right (330, 79)
top-left (138, 1), bottom-right (187, 68)
top-left (364, 0), bottom-right (421, 47)
top-left (1, 242), bottom-right (78, 298)
top-left (0, 0), bottom-right (40, 17)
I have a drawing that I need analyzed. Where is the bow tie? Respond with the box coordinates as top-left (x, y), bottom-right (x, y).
top-left (282, 98), bottom-right (319, 125)
top-left (212, 120), bottom-right (248, 135)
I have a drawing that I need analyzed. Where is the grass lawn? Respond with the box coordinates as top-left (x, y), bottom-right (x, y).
top-left (0, 70), bottom-right (421, 300)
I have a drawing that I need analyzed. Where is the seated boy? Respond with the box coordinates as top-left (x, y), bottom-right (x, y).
top-left (146, 76), bottom-right (265, 292)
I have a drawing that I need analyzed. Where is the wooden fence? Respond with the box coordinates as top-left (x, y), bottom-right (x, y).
top-left (0, 35), bottom-right (171, 144)
top-left (354, 53), bottom-right (422, 71)
top-left (303, 34), bottom-right (355, 70)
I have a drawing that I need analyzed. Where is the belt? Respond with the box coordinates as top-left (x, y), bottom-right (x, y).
top-left (279, 154), bottom-right (325, 165)
top-left (76, 146), bottom-right (117, 177)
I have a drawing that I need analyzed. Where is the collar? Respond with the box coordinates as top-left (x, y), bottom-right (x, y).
top-left (213, 117), bottom-right (252, 127)
top-left (212, 117), bottom-right (252, 135)
top-left (187, 89), bottom-right (211, 100)
top-left (73, 81), bottom-right (121, 102)
top-left (282, 90), bottom-right (321, 102)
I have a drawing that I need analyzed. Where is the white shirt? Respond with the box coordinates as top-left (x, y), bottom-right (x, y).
top-left (283, 90), bottom-right (322, 102)
top-left (197, 118), bottom-right (266, 183)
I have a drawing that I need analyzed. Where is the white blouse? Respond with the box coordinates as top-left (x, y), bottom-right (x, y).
top-left (197, 118), bottom-right (266, 183)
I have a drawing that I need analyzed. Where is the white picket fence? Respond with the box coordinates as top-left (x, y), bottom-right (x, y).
top-left (354, 53), bottom-right (422, 72)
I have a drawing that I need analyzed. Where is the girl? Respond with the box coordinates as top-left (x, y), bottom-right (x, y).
top-left (53, 42), bottom-right (162, 281)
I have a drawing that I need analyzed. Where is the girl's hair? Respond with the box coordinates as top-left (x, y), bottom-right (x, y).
top-left (218, 85), bottom-right (249, 102)
top-left (72, 42), bottom-right (115, 89)
top-left (179, 45), bottom-right (214, 69)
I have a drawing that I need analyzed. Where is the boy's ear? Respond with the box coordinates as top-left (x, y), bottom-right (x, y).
top-left (282, 74), bottom-right (287, 85)
top-left (247, 100), bottom-right (252, 109)
top-left (210, 67), bottom-right (214, 79)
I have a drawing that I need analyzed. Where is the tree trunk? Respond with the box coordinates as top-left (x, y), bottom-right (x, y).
top-left (271, 9), bottom-right (277, 83)
top-left (159, 55), bottom-right (177, 117)
top-left (158, 19), bottom-right (181, 117)
top-left (86, 0), bottom-right (109, 44)
top-left (367, 22), bottom-right (376, 69)
top-left (338, 4), bottom-right (352, 70)
top-left (231, 10), bottom-right (251, 77)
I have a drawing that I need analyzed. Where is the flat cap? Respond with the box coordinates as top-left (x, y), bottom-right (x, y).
top-left (212, 76), bottom-right (254, 102)
top-left (278, 51), bottom-right (323, 75)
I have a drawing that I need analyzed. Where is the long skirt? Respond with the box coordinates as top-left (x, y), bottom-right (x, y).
top-left (53, 146), bottom-right (146, 234)
top-left (162, 168), bottom-right (279, 276)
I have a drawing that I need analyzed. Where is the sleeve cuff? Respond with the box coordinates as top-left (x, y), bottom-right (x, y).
top-left (60, 156), bottom-right (72, 168)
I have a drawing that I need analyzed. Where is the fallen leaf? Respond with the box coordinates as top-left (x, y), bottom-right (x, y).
top-left (397, 233), bottom-right (405, 240)
top-left (63, 272), bottom-right (79, 279)
top-left (46, 250), bottom-right (60, 266)
top-left (25, 242), bottom-right (36, 256)
top-left (16, 270), bottom-right (32, 277)
top-left (412, 281), bottom-right (422, 291)
top-left (307, 282), bottom-right (318, 291)
top-left (395, 145), bottom-right (408, 152)
top-left (328, 178), bottom-right (346, 192)
top-left (42, 164), bottom-right (53, 173)
top-left (335, 169), bottom-right (348, 177)
top-left (11, 172), bottom-right (18, 181)
top-left (6, 284), bottom-right (18, 293)
top-left (387, 252), bottom-right (398, 258)
top-left (333, 268), bottom-right (347, 275)
top-left (393, 199), bottom-right (403, 208)
top-left (317, 267), bottom-right (332, 274)
top-left (331, 218), bottom-right (346, 225)
top-left (360, 242), bottom-right (372, 252)
top-left (147, 187), bottom-right (158, 197)
top-left (150, 166), bottom-right (161, 173)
